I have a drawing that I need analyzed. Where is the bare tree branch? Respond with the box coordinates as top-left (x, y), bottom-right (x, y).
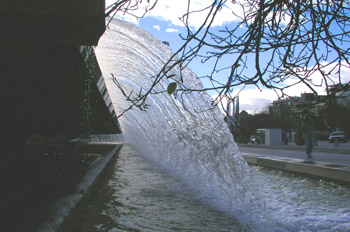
top-left (105, 0), bottom-right (350, 116)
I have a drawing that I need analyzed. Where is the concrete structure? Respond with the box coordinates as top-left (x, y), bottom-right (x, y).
top-left (0, 0), bottom-right (105, 45)
top-left (243, 153), bottom-right (350, 184)
top-left (265, 128), bottom-right (282, 146)
top-left (0, 0), bottom-right (121, 156)
top-left (0, 2), bottom-right (123, 224)
top-left (335, 90), bottom-right (350, 108)
top-left (80, 46), bottom-right (122, 134)
top-left (0, 1), bottom-right (125, 227)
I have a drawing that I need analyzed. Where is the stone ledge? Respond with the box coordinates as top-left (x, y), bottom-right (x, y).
top-left (239, 143), bottom-right (350, 154)
top-left (242, 153), bottom-right (350, 184)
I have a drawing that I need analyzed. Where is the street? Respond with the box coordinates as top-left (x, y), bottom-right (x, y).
top-left (238, 140), bottom-right (350, 166)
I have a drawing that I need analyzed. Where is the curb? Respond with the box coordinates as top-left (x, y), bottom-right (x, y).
top-left (242, 153), bottom-right (350, 184)
top-left (37, 144), bottom-right (122, 232)
top-left (238, 144), bottom-right (350, 154)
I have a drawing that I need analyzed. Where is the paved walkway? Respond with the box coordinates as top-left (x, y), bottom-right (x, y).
top-left (238, 141), bottom-right (350, 184)
top-left (239, 141), bottom-right (350, 165)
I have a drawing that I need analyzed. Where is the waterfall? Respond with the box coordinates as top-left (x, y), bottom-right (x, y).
top-left (95, 18), bottom-right (265, 229)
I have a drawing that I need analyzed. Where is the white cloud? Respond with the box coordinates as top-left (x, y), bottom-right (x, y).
top-left (165, 28), bottom-right (179, 33)
top-left (213, 88), bottom-right (278, 114)
top-left (324, 61), bottom-right (350, 84)
top-left (107, 0), bottom-right (241, 29)
top-left (150, 0), bottom-right (241, 29)
top-left (282, 78), bottom-right (325, 97)
top-left (282, 61), bottom-right (350, 96)
top-left (153, 25), bottom-right (161, 31)
top-left (238, 89), bottom-right (277, 113)
top-left (225, 61), bottom-right (350, 114)
top-left (106, 0), bottom-right (297, 30)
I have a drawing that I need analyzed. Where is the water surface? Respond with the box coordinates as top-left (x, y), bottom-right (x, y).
top-left (57, 145), bottom-right (350, 232)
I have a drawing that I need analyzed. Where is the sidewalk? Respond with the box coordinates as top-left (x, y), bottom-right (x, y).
top-left (239, 140), bottom-right (350, 154)
top-left (238, 141), bottom-right (350, 184)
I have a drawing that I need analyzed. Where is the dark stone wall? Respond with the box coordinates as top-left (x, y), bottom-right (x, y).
top-left (0, 42), bottom-right (120, 155)
top-left (0, 0), bottom-right (105, 45)
top-left (0, 2), bottom-right (123, 228)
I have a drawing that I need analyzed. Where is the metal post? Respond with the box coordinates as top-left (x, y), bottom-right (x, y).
top-left (335, 128), bottom-right (339, 147)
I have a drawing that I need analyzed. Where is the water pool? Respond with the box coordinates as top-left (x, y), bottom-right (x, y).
top-left (56, 145), bottom-right (350, 232)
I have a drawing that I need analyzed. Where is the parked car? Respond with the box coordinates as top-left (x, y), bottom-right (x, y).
top-left (248, 136), bottom-right (256, 144)
top-left (328, 131), bottom-right (348, 143)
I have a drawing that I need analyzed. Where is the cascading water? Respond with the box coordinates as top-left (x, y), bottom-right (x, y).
top-left (95, 18), bottom-right (264, 229)
top-left (93, 19), bottom-right (350, 231)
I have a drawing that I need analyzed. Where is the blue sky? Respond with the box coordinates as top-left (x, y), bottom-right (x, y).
top-left (104, 0), bottom-right (350, 113)
top-left (127, 17), bottom-right (276, 113)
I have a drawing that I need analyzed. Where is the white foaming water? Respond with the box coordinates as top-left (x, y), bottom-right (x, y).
top-left (95, 19), bottom-right (350, 231)
top-left (95, 18), bottom-right (263, 229)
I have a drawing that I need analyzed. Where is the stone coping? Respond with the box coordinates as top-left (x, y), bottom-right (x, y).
top-left (239, 143), bottom-right (350, 154)
top-left (242, 153), bottom-right (350, 184)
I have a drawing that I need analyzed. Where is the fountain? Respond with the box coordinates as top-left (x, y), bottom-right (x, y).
top-left (95, 18), bottom-right (263, 227)
top-left (57, 18), bottom-right (350, 231)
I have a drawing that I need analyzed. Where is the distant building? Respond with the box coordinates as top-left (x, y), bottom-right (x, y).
top-left (269, 93), bottom-right (329, 117)
top-left (269, 96), bottom-right (300, 118)
top-left (301, 93), bottom-right (315, 102)
top-left (335, 90), bottom-right (350, 108)
top-left (239, 110), bottom-right (250, 118)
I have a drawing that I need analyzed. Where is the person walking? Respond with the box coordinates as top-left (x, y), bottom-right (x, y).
top-left (301, 113), bottom-right (316, 158)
